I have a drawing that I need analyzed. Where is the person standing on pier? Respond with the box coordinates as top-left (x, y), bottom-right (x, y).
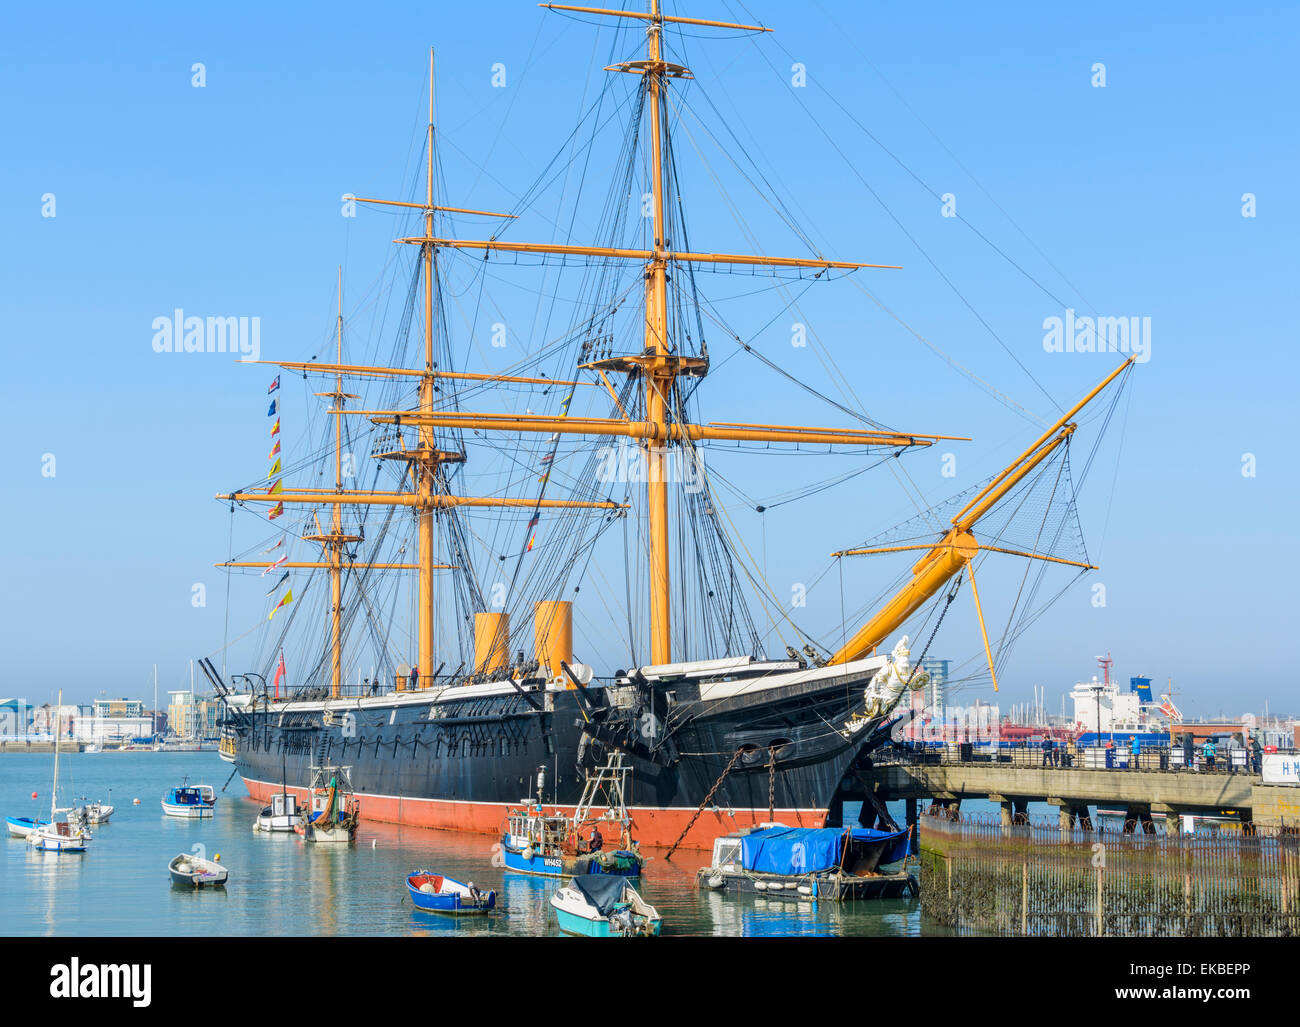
top-left (1130, 734), bottom-right (1141, 768)
top-left (1203, 738), bottom-right (1217, 770)
top-left (1252, 735), bottom-right (1263, 774)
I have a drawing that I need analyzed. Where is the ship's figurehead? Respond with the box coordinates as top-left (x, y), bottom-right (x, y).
top-left (863, 636), bottom-right (930, 717)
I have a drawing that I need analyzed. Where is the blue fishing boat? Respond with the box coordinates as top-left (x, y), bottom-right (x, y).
top-left (406, 872), bottom-right (495, 915)
top-left (500, 754), bottom-right (645, 878)
top-left (161, 783), bottom-right (216, 819)
top-left (5, 817), bottom-right (49, 839)
top-left (550, 875), bottom-right (661, 937)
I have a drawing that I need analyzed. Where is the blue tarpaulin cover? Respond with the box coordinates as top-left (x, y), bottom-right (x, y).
top-left (851, 827), bottom-right (912, 866)
top-left (740, 827), bottom-right (909, 875)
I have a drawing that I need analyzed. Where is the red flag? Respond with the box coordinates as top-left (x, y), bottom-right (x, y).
top-left (273, 650), bottom-right (286, 699)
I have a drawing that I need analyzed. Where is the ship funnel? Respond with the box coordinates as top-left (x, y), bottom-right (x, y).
top-left (474, 612), bottom-right (510, 677)
top-left (534, 600), bottom-right (573, 683)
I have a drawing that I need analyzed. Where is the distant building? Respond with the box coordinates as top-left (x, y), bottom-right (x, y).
top-left (93, 698), bottom-right (145, 720)
top-left (920, 658), bottom-right (949, 709)
top-left (0, 698), bottom-right (29, 739)
top-left (83, 698), bottom-right (152, 745)
top-left (30, 704), bottom-right (80, 738)
top-left (166, 691), bottom-right (220, 740)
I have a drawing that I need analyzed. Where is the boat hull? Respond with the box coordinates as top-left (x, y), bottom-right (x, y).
top-left (162, 801), bottom-right (214, 819)
top-left (168, 856), bottom-right (228, 887)
top-left (254, 813), bottom-right (302, 832)
top-left (500, 842), bottom-right (641, 878)
top-left (230, 673), bottom-right (884, 850)
top-left (406, 874), bottom-right (495, 915)
top-left (6, 817), bottom-right (47, 838)
top-left (28, 827), bottom-right (90, 853)
top-left (302, 822), bottom-right (355, 843)
top-left (550, 898), bottom-right (662, 937)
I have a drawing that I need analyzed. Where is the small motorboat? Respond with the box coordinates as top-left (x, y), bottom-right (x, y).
top-left (28, 820), bottom-right (92, 853)
top-left (254, 792), bottom-right (303, 833)
top-left (6, 817), bottom-right (49, 839)
top-left (168, 852), bottom-right (228, 888)
top-left (69, 799), bottom-right (114, 827)
top-left (550, 875), bottom-right (661, 937)
top-left (406, 872), bottom-right (496, 915)
top-left (162, 784), bottom-right (216, 819)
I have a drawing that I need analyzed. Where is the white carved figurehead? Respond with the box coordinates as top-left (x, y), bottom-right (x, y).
top-left (864, 634), bottom-right (931, 716)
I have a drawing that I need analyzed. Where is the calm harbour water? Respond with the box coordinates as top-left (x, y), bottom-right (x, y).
top-left (2, 752), bottom-right (921, 937)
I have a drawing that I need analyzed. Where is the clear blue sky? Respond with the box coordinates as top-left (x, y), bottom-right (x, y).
top-left (1, 1), bottom-right (1295, 720)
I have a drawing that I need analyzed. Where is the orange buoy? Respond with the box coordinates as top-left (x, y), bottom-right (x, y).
top-left (132, 798), bottom-right (141, 805)
top-left (31, 792), bottom-right (37, 799)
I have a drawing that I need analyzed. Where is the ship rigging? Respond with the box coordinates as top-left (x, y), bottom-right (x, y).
top-left (206, 1), bottom-right (1133, 848)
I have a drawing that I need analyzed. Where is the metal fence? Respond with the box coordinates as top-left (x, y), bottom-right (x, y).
top-left (919, 813), bottom-right (1300, 937)
top-left (887, 742), bottom-right (1275, 775)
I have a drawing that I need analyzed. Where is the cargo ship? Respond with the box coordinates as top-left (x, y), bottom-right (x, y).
top-left (206, 2), bottom-right (1132, 849)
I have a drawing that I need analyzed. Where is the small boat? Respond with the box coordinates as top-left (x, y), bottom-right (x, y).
top-left (550, 875), bottom-right (661, 937)
top-left (162, 783), bottom-right (216, 818)
top-left (27, 689), bottom-right (92, 854)
top-left (406, 872), bottom-right (495, 915)
top-left (29, 820), bottom-right (92, 853)
top-left (168, 852), bottom-right (228, 888)
top-left (500, 754), bottom-right (644, 878)
top-left (69, 798), bottom-right (114, 826)
top-left (5, 817), bottom-right (49, 839)
top-left (296, 765), bottom-right (359, 843)
top-left (254, 791), bottom-right (303, 833)
top-left (695, 825), bottom-right (915, 901)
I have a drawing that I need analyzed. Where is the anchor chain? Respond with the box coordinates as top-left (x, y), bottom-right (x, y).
top-left (768, 745), bottom-right (777, 823)
top-left (664, 747), bottom-right (745, 862)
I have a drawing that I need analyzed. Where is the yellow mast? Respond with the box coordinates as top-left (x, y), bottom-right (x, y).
top-left (330, 269), bottom-right (346, 695)
top-left (417, 46), bottom-right (437, 688)
top-left (827, 359), bottom-right (1134, 682)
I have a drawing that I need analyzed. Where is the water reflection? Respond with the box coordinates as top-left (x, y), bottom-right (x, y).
top-left (2, 754), bottom-right (922, 937)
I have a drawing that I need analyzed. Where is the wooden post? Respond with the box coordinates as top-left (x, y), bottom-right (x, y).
top-left (1021, 861), bottom-right (1028, 934)
top-left (1096, 865), bottom-right (1104, 937)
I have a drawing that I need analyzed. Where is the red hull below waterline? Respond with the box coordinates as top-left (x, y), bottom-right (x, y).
top-left (242, 777), bottom-right (826, 850)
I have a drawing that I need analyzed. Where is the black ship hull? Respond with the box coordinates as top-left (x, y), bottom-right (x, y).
top-left (226, 665), bottom-right (888, 850)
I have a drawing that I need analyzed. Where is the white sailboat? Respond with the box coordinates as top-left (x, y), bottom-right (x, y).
top-left (29, 690), bottom-right (93, 853)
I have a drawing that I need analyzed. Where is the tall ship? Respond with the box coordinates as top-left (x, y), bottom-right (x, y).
top-left (206, 1), bottom-right (1132, 848)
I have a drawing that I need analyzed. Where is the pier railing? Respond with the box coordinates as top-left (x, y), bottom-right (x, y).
top-left (919, 811), bottom-right (1300, 937)
top-left (883, 741), bottom-right (1276, 775)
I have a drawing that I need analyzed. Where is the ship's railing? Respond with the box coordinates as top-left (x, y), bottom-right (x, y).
top-left (265, 672), bottom-right (629, 701)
